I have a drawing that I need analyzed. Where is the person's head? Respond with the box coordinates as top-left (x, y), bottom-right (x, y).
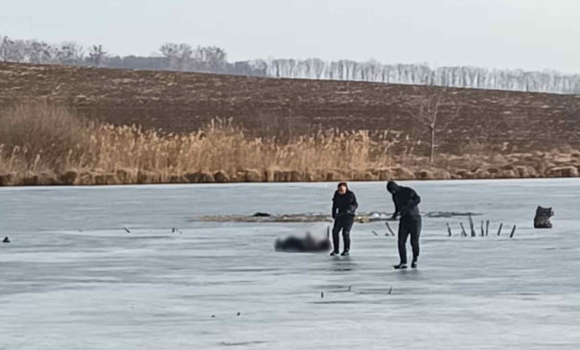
top-left (386, 181), bottom-right (400, 194)
top-left (337, 182), bottom-right (348, 194)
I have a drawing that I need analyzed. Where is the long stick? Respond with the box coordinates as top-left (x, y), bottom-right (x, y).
top-left (385, 222), bottom-right (396, 236)
top-left (497, 223), bottom-right (503, 236)
top-left (486, 220), bottom-right (490, 236)
top-left (469, 215), bottom-right (476, 237)
top-left (460, 222), bottom-right (467, 237)
top-left (447, 223), bottom-right (452, 237)
top-left (510, 225), bottom-right (517, 238)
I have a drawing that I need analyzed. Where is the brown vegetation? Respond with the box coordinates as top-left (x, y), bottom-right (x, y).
top-left (1, 103), bottom-right (580, 186)
top-left (2, 62), bottom-right (580, 160)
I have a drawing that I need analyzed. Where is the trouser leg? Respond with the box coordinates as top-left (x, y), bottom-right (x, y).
top-left (409, 216), bottom-right (422, 262)
top-left (342, 216), bottom-right (354, 252)
top-left (398, 220), bottom-right (410, 265)
top-left (332, 219), bottom-right (342, 253)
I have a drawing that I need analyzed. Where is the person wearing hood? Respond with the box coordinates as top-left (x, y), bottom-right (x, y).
top-left (331, 182), bottom-right (358, 256)
top-left (386, 181), bottom-right (422, 269)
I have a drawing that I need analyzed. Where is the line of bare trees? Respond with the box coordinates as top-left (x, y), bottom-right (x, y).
top-left (0, 35), bottom-right (268, 76)
top-left (2, 34), bottom-right (580, 94)
top-left (0, 36), bottom-right (88, 65)
top-left (265, 58), bottom-right (580, 94)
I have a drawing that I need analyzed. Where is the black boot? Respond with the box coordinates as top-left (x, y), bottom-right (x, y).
top-left (330, 251), bottom-right (339, 256)
top-left (393, 263), bottom-right (408, 269)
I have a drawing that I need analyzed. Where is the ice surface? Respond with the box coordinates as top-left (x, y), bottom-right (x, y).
top-left (1, 179), bottom-right (580, 349)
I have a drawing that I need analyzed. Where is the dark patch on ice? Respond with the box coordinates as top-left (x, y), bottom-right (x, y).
top-left (315, 284), bottom-right (351, 291)
top-left (126, 236), bottom-right (174, 240)
top-left (353, 288), bottom-right (397, 295)
top-left (220, 341), bottom-right (269, 347)
top-left (225, 267), bottom-right (281, 273)
top-left (424, 212), bottom-right (482, 218)
top-left (544, 247), bottom-right (574, 251)
top-left (311, 300), bottom-right (366, 305)
top-left (202, 280), bottom-right (257, 286)
top-left (329, 268), bottom-right (353, 272)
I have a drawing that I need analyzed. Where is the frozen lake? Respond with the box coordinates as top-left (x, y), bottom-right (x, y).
top-left (1, 179), bottom-right (580, 349)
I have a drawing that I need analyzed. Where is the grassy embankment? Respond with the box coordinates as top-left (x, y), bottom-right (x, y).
top-left (1, 103), bottom-right (579, 186)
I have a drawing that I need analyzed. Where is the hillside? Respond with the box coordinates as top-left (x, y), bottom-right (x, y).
top-left (1, 62), bottom-right (580, 155)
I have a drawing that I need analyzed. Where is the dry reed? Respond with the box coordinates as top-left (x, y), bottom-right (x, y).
top-left (1, 103), bottom-right (580, 186)
top-left (0, 103), bottom-right (396, 184)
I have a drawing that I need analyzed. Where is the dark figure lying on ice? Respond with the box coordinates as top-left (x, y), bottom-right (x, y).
top-left (274, 230), bottom-right (331, 253)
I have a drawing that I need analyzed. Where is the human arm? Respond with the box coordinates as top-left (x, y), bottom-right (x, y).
top-left (347, 192), bottom-right (358, 215)
top-left (331, 192), bottom-right (338, 219)
top-left (389, 194), bottom-right (400, 220)
top-left (399, 189), bottom-right (421, 216)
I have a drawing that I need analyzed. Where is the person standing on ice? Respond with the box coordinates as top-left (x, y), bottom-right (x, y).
top-left (387, 181), bottom-right (422, 269)
top-left (330, 182), bottom-right (358, 256)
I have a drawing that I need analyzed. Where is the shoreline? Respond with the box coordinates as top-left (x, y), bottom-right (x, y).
top-left (1, 167), bottom-right (579, 187)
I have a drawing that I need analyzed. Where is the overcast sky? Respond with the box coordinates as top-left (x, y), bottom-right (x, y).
top-left (1, 0), bottom-right (579, 72)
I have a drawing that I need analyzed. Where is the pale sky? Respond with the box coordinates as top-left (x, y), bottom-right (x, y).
top-left (1, 0), bottom-right (579, 72)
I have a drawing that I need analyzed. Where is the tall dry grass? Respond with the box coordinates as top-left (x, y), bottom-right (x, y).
top-left (0, 103), bottom-right (398, 184)
top-left (2, 102), bottom-right (579, 186)
top-left (0, 102), bottom-right (91, 172)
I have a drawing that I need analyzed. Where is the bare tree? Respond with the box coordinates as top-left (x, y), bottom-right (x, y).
top-left (0, 36), bottom-right (25, 63)
top-left (327, 61), bottom-right (338, 80)
top-left (365, 60), bottom-right (381, 82)
top-left (0, 36), bottom-right (13, 62)
top-left (175, 43), bottom-right (193, 71)
top-left (159, 43), bottom-right (194, 71)
top-left (25, 40), bottom-right (54, 64)
top-left (271, 59), bottom-right (282, 78)
top-left (407, 89), bottom-right (461, 163)
top-left (159, 42), bottom-right (178, 68)
top-left (249, 59), bottom-right (267, 76)
top-left (0, 36), bottom-right (8, 62)
top-left (302, 59), bottom-right (312, 78)
top-left (55, 42), bottom-right (85, 65)
top-left (87, 45), bottom-right (107, 67)
top-left (312, 58), bottom-right (325, 79)
top-left (194, 46), bottom-right (227, 72)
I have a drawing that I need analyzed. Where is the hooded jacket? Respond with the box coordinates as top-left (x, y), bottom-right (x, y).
top-left (387, 181), bottom-right (421, 219)
top-left (332, 187), bottom-right (358, 219)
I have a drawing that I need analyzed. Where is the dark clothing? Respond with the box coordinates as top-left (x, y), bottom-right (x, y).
top-left (332, 215), bottom-right (354, 253)
top-left (398, 216), bottom-right (421, 264)
top-left (389, 185), bottom-right (421, 219)
top-left (332, 190), bottom-right (358, 219)
top-left (331, 189), bottom-right (357, 253)
top-left (387, 182), bottom-right (422, 264)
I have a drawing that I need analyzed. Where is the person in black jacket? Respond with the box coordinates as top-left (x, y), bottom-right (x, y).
top-left (331, 182), bottom-right (358, 256)
top-left (387, 181), bottom-right (422, 269)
